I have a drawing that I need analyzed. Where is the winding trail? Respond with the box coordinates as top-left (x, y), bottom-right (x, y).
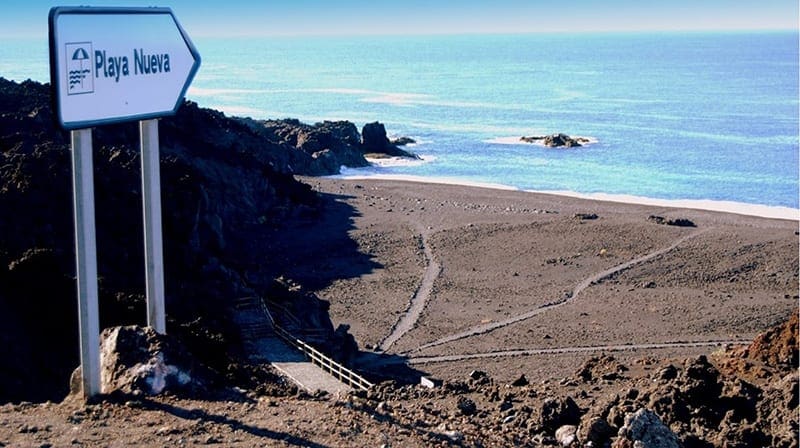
top-left (407, 228), bottom-right (709, 354)
top-left (377, 225), bottom-right (441, 352)
top-left (404, 339), bottom-right (749, 365)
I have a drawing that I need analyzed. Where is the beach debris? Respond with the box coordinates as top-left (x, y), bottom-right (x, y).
top-left (520, 133), bottom-right (589, 148)
top-left (647, 215), bottom-right (697, 227)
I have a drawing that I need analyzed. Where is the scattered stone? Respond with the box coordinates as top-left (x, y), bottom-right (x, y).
top-left (204, 435), bottom-right (221, 444)
top-left (456, 397), bottom-right (477, 416)
top-left (18, 424), bottom-right (38, 434)
top-left (655, 365), bottom-right (678, 381)
top-left (555, 424), bottom-right (578, 446)
top-left (469, 370), bottom-right (488, 380)
top-left (612, 408), bottom-right (680, 448)
top-left (647, 215), bottom-right (696, 227)
top-left (511, 374), bottom-right (529, 387)
top-left (574, 213), bottom-right (598, 220)
top-left (578, 416), bottom-right (616, 447)
top-left (539, 397), bottom-right (581, 432)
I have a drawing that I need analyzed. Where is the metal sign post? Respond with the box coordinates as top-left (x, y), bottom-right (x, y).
top-left (49, 6), bottom-right (200, 400)
top-left (70, 128), bottom-right (101, 399)
top-left (140, 119), bottom-right (166, 334)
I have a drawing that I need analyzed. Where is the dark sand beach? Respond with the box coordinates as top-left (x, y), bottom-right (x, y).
top-left (290, 178), bottom-right (797, 383)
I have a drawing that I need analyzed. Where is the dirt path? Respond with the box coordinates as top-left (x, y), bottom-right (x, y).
top-left (407, 228), bottom-right (709, 354)
top-left (377, 225), bottom-right (441, 351)
top-left (404, 339), bottom-right (750, 365)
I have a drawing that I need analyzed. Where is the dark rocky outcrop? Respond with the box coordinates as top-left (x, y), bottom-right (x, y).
top-left (573, 213), bottom-right (599, 221)
top-left (361, 121), bottom-right (419, 159)
top-left (648, 215), bottom-right (697, 227)
top-left (0, 77), bottom-right (370, 402)
top-left (521, 133), bottom-right (590, 148)
top-left (258, 119), bottom-right (370, 175)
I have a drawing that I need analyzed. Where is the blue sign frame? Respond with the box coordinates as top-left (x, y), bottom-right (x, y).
top-left (48, 6), bottom-right (201, 130)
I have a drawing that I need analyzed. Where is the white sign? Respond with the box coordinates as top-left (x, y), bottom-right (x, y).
top-left (49, 7), bottom-right (200, 130)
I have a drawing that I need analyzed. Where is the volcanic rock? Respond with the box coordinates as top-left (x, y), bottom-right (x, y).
top-left (555, 424), bottom-right (578, 446)
top-left (456, 396), bottom-right (478, 416)
top-left (612, 408), bottom-right (680, 448)
top-left (538, 397), bottom-right (581, 432)
top-left (648, 215), bottom-right (697, 227)
top-left (361, 122), bottom-right (419, 159)
top-left (520, 133), bottom-right (589, 148)
top-left (97, 325), bottom-right (213, 396)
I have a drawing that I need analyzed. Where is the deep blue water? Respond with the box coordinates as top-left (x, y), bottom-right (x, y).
top-left (3, 32), bottom-right (798, 208)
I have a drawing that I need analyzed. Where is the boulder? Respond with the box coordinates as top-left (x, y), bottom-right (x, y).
top-left (511, 374), bottom-right (529, 387)
top-left (554, 424), bottom-right (578, 446)
top-left (98, 325), bottom-right (213, 396)
top-left (612, 408), bottom-right (680, 448)
top-left (538, 397), bottom-right (581, 432)
top-left (456, 396), bottom-right (478, 416)
top-left (578, 416), bottom-right (616, 447)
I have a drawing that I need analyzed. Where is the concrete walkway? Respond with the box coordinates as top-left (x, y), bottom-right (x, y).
top-left (233, 298), bottom-right (351, 395)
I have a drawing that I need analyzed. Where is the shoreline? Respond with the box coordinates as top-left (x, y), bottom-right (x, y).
top-left (331, 173), bottom-right (800, 221)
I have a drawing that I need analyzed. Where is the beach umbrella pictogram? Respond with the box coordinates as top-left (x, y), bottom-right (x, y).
top-left (69, 47), bottom-right (90, 89)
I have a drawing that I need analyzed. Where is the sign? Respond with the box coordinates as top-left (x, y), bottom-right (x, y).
top-left (49, 7), bottom-right (201, 130)
top-left (48, 6), bottom-right (200, 400)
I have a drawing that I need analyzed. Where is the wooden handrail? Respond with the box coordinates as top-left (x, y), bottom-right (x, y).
top-left (250, 296), bottom-right (373, 391)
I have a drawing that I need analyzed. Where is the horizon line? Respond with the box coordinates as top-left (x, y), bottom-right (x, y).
top-left (192, 27), bottom-right (800, 39)
top-left (2, 26), bottom-right (798, 40)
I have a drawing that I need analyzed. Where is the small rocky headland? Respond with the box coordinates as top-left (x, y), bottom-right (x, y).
top-left (0, 77), bottom-right (796, 447)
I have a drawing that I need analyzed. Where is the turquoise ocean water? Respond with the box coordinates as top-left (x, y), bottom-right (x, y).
top-left (3, 32), bottom-right (798, 210)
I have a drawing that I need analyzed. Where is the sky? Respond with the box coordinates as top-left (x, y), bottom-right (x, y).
top-left (1, 0), bottom-right (798, 38)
